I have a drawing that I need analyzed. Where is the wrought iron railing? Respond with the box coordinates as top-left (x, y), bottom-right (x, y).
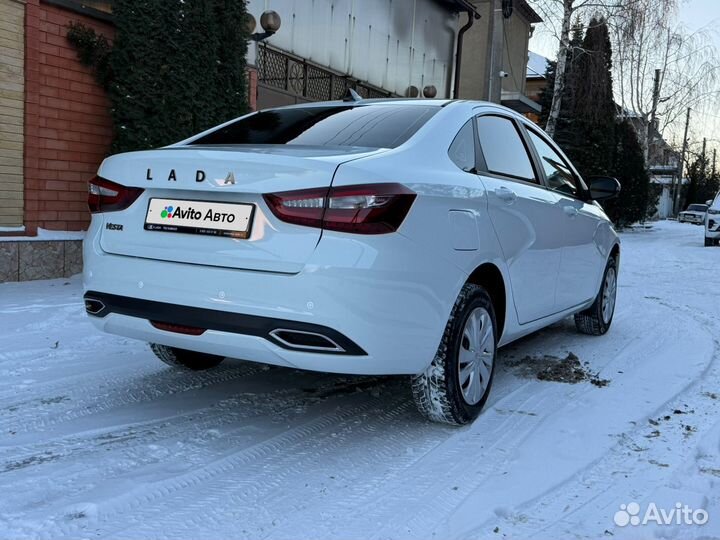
top-left (257, 45), bottom-right (394, 101)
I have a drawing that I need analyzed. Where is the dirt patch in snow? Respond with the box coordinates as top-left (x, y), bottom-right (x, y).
top-left (507, 352), bottom-right (610, 387)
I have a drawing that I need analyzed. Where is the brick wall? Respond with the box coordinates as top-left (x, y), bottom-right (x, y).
top-left (0, 0), bottom-right (25, 228)
top-left (248, 66), bottom-right (258, 111)
top-left (24, 0), bottom-right (114, 234)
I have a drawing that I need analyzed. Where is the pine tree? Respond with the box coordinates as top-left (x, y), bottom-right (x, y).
top-left (110, 0), bottom-right (249, 153)
top-left (538, 59), bottom-right (556, 128)
top-left (604, 121), bottom-right (651, 227)
top-left (555, 17), bottom-right (615, 178)
top-left (686, 154), bottom-right (720, 204)
top-left (546, 17), bottom-right (652, 228)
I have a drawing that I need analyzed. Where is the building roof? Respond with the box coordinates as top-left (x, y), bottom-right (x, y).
top-left (501, 91), bottom-right (542, 114)
top-left (439, 0), bottom-right (542, 23)
top-left (516, 0), bottom-right (543, 23)
top-left (526, 51), bottom-right (549, 80)
top-left (437, 0), bottom-right (481, 17)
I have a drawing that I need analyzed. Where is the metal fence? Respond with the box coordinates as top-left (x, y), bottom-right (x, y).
top-left (257, 45), bottom-right (395, 102)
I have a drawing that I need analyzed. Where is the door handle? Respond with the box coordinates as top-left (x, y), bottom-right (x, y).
top-left (563, 205), bottom-right (579, 217)
top-left (494, 186), bottom-right (517, 203)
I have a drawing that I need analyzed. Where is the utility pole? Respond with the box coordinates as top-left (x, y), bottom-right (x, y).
top-left (713, 149), bottom-right (717, 180)
top-left (647, 69), bottom-right (662, 162)
top-left (485, 0), bottom-right (504, 104)
top-left (700, 138), bottom-right (708, 204)
top-left (674, 107), bottom-right (691, 216)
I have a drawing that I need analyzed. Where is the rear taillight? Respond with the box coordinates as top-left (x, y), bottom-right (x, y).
top-left (264, 183), bottom-right (416, 234)
top-left (88, 176), bottom-right (144, 214)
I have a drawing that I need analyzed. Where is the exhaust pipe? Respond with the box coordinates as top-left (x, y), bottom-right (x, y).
top-left (84, 298), bottom-right (105, 316)
top-left (269, 328), bottom-right (346, 353)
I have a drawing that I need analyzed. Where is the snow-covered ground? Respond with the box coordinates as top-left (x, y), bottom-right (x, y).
top-left (0, 220), bottom-right (718, 540)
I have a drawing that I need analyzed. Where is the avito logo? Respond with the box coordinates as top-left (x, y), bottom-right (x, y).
top-left (160, 205), bottom-right (236, 224)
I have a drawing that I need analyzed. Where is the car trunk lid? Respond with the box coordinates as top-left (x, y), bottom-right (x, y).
top-left (97, 146), bottom-right (385, 273)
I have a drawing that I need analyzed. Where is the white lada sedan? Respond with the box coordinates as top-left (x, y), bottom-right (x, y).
top-left (83, 98), bottom-right (621, 425)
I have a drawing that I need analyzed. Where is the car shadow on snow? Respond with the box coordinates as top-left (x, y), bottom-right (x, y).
top-left (119, 317), bottom-right (609, 429)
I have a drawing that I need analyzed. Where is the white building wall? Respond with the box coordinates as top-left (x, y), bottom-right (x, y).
top-left (656, 186), bottom-right (673, 219)
top-left (246, 0), bottom-right (458, 97)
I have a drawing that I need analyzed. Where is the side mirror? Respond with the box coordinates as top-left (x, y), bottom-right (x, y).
top-left (706, 200), bottom-right (713, 206)
top-left (587, 176), bottom-right (621, 201)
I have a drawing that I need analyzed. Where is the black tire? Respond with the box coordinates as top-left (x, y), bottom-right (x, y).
top-left (574, 256), bottom-right (618, 336)
top-left (705, 236), bottom-right (715, 247)
top-left (150, 344), bottom-right (225, 371)
top-left (411, 284), bottom-right (498, 425)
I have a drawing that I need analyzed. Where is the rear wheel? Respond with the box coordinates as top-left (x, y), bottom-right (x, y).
top-left (411, 284), bottom-right (497, 425)
top-left (574, 256), bottom-right (617, 336)
top-left (150, 344), bottom-right (225, 371)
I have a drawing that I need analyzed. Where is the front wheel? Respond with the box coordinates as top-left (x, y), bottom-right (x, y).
top-left (150, 344), bottom-right (225, 371)
top-left (705, 236), bottom-right (715, 247)
top-left (575, 256), bottom-right (617, 336)
top-left (411, 284), bottom-right (497, 425)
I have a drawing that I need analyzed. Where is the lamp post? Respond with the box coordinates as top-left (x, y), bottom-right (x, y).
top-left (249, 10), bottom-right (281, 42)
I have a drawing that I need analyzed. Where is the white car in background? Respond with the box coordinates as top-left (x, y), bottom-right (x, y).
top-left (83, 98), bottom-right (621, 425)
top-left (705, 192), bottom-right (720, 246)
top-left (678, 203), bottom-right (708, 225)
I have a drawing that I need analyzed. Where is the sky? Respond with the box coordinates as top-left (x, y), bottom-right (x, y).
top-left (528, 0), bottom-right (720, 154)
top-left (529, 0), bottom-right (720, 63)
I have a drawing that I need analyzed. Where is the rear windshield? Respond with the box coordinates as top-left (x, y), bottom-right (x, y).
top-left (189, 105), bottom-right (438, 148)
top-left (688, 204), bottom-right (708, 212)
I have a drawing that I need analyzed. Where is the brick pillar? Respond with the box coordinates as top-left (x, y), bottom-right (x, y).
top-left (248, 67), bottom-right (258, 111)
top-left (24, 0), bottom-right (114, 235)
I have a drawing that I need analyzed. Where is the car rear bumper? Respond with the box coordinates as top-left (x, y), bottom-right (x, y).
top-left (83, 227), bottom-right (466, 375)
top-left (84, 291), bottom-right (366, 355)
top-left (680, 216), bottom-right (703, 223)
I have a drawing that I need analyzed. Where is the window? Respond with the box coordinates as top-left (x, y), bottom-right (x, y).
top-left (190, 105), bottom-right (439, 149)
top-left (476, 116), bottom-right (535, 181)
top-left (527, 130), bottom-right (582, 198)
top-left (448, 121), bottom-right (476, 172)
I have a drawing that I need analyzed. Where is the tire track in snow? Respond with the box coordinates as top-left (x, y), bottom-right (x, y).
top-left (0, 359), bottom-right (268, 435)
top-left (103, 390), bottom-right (418, 540)
top-left (0, 339), bottom-right (142, 399)
top-left (283, 306), bottom-right (668, 539)
top-left (283, 310), bottom-right (639, 539)
top-left (338, 381), bottom-right (577, 540)
top-left (459, 301), bottom-right (720, 539)
top-left (16, 388), bottom-right (394, 540)
top-left (259, 379), bottom-right (553, 540)
top-left (0, 375), bottom-right (384, 492)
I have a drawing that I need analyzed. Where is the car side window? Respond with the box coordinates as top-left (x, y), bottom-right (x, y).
top-left (476, 115), bottom-right (536, 182)
top-left (526, 129), bottom-right (582, 198)
top-left (448, 120), bottom-right (476, 173)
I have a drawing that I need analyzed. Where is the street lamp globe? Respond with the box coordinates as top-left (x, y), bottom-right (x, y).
top-left (260, 10), bottom-right (282, 33)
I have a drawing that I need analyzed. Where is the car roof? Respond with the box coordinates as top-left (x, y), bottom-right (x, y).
top-left (258, 97), bottom-right (522, 111)
top-left (263, 98), bottom-right (452, 110)
top-left (260, 98), bottom-right (529, 122)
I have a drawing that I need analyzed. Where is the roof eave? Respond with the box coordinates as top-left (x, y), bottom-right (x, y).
top-left (517, 1), bottom-right (543, 24)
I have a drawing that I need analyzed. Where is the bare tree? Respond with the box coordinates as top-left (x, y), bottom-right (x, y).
top-left (533, 0), bottom-right (618, 138)
top-left (612, 0), bottom-right (720, 145)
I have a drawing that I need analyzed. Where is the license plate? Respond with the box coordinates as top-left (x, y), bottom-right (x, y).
top-left (144, 198), bottom-right (254, 238)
